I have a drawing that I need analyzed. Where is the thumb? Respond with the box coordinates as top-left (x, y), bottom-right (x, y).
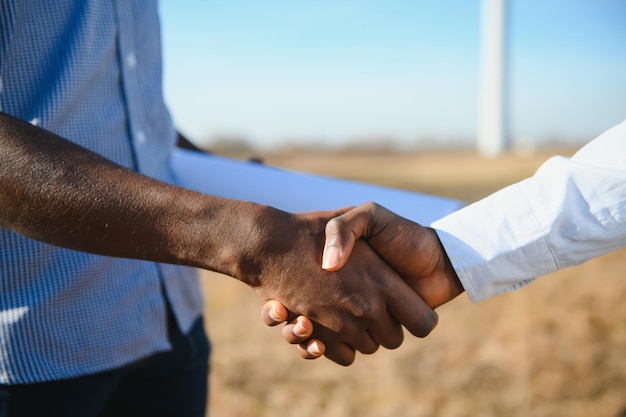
top-left (322, 203), bottom-right (380, 271)
top-left (321, 219), bottom-right (355, 271)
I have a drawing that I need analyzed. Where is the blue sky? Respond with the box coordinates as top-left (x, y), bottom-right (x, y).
top-left (159, 0), bottom-right (626, 150)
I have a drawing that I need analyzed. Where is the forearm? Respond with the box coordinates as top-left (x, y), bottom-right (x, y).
top-left (0, 112), bottom-right (266, 279)
top-left (1, 113), bottom-right (440, 355)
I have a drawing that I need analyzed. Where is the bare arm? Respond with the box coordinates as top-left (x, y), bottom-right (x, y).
top-left (0, 113), bottom-right (437, 365)
top-left (1, 112), bottom-right (246, 271)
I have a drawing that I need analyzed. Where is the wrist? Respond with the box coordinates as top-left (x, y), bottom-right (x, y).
top-left (166, 195), bottom-right (265, 276)
top-left (177, 198), bottom-right (296, 287)
top-left (440, 242), bottom-right (465, 301)
top-left (427, 227), bottom-right (465, 307)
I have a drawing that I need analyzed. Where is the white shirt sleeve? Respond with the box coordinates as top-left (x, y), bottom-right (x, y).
top-left (432, 120), bottom-right (626, 302)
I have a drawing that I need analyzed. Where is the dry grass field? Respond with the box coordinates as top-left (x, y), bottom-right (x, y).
top-left (199, 148), bottom-right (626, 417)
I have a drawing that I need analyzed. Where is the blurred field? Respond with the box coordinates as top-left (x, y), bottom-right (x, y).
top-left (199, 148), bottom-right (626, 417)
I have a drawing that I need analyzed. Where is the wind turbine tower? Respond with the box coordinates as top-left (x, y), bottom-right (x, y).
top-left (478, 0), bottom-right (508, 156)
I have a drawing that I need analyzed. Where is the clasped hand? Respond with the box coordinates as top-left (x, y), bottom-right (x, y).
top-left (260, 202), bottom-right (464, 365)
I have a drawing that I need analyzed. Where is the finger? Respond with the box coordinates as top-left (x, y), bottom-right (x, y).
top-left (282, 317), bottom-right (379, 360)
top-left (296, 339), bottom-right (325, 359)
top-left (319, 341), bottom-right (356, 366)
top-left (322, 202), bottom-right (390, 271)
top-left (281, 316), bottom-right (315, 344)
top-left (322, 216), bottom-right (358, 271)
top-left (386, 276), bottom-right (439, 338)
top-left (260, 300), bottom-right (289, 326)
top-left (304, 322), bottom-right (357, 366)
top-left (283, 321), bottom-right (356, 365)
top-left (312, 322), bottom-right (356, 366)
top-left (339, 239), bottom-right (404, 350)
top-left (366, 312), bottom-right (405, 350)
top-left (348, 330), bottom-right (379, 355)
top-left (310, 339), bottom-right (356, 366)
top-left (284, 316), bottom-right (380, 356)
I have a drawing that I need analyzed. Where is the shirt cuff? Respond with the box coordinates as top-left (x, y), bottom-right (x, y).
top-left (432, 180), bottom-right (557, 302)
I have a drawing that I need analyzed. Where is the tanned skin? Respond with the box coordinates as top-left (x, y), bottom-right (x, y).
top-left (263, 202), bottom-right (464, 362)
top-left (0, 112), bottom-right (438, 365)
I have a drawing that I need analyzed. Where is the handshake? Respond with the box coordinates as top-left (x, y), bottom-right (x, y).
top-left (250, 202), bottom-right (465, 366)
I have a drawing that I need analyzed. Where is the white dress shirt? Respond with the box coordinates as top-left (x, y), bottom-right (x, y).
top-left (433, 120), bottom-right (626, 302)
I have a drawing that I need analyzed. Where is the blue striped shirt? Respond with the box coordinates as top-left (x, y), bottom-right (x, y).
top-left (0, 0), bottom-right (204, 384)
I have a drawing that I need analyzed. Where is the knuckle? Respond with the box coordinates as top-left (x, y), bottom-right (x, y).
top-left (362, 201), bottom-right (382, 216)
top-left (325, 216), bottom-right (347, 234)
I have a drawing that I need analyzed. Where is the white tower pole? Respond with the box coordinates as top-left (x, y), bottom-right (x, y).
top-left (478, 0), bottom-right (508, 156)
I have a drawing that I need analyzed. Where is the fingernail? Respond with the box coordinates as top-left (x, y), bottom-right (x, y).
top-left (308, 341), bottom-right (321, 356)
top-left (268, 308), bottom-right (281, 323)
top-left (293, 319), bottom-right (308, 337)
top-left (322, 246), bottom-right (340, 270)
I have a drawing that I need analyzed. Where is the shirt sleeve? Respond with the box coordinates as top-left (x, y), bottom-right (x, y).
top-left (432, 120), bottom-right (626, 302)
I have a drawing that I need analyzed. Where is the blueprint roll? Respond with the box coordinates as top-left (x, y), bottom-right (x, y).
top-left (170, 149), bottom-right (463, 226)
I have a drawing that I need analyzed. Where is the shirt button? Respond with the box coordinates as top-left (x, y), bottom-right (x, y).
top-left (136, 130), bottom-right (146, 144)
top-left (126, 52), bottom-right (137, 68)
